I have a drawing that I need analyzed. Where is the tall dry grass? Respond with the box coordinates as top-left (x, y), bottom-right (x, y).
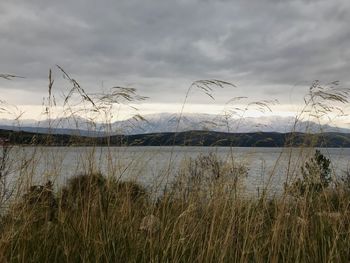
top-left (0, 70), bottom-right (349, 262)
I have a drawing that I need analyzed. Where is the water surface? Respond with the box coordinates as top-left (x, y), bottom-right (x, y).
top-left (5, 146), bottom-right (350, 196)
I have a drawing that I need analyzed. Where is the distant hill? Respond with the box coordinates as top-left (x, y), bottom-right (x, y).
top-left (107, 131), bottom-right (350, 147)
top-left (1, 129), bottom-right (350, 147)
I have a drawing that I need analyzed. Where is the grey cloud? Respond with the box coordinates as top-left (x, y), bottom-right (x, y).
top-left (0, 0), bottom-right (350, 106)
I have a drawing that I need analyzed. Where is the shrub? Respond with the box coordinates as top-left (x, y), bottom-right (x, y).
top-left (288, 150), bottom-right (332, 196)
top-left (9, 181), bottom-right (57, 224)
top-left (340, 166), bottom-right (350, 190)
top-left (59, 173), bottom-right (149, 215)
top-left (168, 153), bottom-right (248, 202)
top-left (59, 172), bottom-right (106, 212)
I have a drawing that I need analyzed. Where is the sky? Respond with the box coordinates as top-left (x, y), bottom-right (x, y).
top-left (0, 0), bottom-right (350, 125)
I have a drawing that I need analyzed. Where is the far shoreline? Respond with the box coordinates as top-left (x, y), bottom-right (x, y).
top-left (1, 129), bottom-right (350, 148)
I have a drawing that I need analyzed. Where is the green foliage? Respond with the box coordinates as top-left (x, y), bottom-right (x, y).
top-left (290, 150), bottom-right (332, 195)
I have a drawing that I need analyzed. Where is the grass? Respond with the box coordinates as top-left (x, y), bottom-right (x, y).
top-left (0, 70), bottom-right (350, 262)
top-left (1, 169), bottom-right (350, 262)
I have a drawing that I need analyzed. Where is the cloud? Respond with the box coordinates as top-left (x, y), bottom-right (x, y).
top-left (0, 0), bottom-right (349, 109)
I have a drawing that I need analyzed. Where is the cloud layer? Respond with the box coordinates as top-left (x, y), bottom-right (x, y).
top-left (1, 0), bottom-right (350, 107)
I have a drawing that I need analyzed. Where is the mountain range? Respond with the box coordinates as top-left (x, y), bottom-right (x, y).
top-left (0, 113), bottom-right (349, 136)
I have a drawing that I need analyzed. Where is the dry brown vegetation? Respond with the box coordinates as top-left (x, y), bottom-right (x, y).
top-left (0, 161), bottom-right (350, 262)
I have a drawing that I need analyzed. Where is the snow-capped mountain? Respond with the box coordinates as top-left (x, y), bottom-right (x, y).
top-left (0, 113), bottom-right (349, 135)
top-left (111, 113), bottom-right (350, 134)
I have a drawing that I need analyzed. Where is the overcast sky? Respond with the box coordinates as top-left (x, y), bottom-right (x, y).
top-left (1, 0), bottom-right (350, 122)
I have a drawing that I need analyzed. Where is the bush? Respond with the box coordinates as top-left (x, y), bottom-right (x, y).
top-left (287, 150), bottom-right (332, 196)
top-left (59, 173), bottom-right (149, 216)
top-left (59, 172), bottom-right (106, 212)
top-left (168, 153), bottom-right (248, 202)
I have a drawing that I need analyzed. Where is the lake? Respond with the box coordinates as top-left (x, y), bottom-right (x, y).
top-left (4, 146), bottom-right (350, 196)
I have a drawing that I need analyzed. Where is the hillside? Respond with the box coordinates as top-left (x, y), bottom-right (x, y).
top-left (1, 129), bottom-right (350, 147)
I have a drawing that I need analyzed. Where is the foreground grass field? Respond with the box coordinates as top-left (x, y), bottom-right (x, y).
top-left (0, 150), bottom-right (349, 263)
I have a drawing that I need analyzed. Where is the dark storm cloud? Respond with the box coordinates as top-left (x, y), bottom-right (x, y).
top-left (0, 0), bottom-right (350, 104)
